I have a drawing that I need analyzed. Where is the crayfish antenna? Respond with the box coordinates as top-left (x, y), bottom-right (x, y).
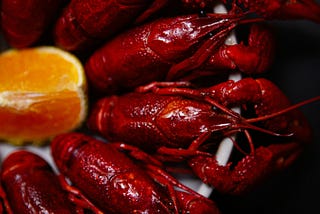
top-left (246, 95), bottom-right (320, 123)
top-left (202, 95), bottom-right (295, 138)
top-left (225, 133), bottom-right (250, 155)
top-left (236, 122), bottom-right (294, 137)
top-left (223, 123), bottom-right (293, 158)
top-left (244, 129), bottom-right (255, 154)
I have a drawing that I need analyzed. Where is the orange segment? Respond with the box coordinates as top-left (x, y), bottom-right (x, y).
top-left (0, 47), bottom-right (87, 145)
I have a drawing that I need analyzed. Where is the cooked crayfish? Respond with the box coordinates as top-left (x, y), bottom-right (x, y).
top-left (88, 77), bottom-right (318, 194)
top-left (85, 12), bottom-right (271, 94)
top-left (0, 150), bottom-right (78, 213)
top-left (51, 132), bottom-right (221, 213)
top-left (0, 0), bottom-right (66, 48)
top-left (52, 0), bottom-right (239, 52)
top-left (53, 0), bottom-right (170, 52)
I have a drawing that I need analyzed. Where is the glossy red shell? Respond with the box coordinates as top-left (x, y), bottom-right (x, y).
top-left (88, 78), bottom-right (312, 158)
top-left (51, 133), bottom-right (174, 213)
top-left (0, 150), bottom-right (76, 213)
top-left (1, 0), bottom-right (65, 48)
top-left (88, 92), bottom-right (234, 151)
top-left (54, 0), bottom-right (157, 51)
top-left (84, 13), bottom-right (242, 94)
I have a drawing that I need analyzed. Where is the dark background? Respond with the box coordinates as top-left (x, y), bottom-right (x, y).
top-left (210, 19), bottom-right (320, 213)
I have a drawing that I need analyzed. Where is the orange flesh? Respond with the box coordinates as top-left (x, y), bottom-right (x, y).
top-left (0, 48), bottom-right (85, 143)
top-left (0, 91), bottom-right (81, 141)
top-left (0, 50), bottom-right (79, 92)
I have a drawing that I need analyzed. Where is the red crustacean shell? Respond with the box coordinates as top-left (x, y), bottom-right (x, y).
top-left (87, 92), bottom-right (231, 152)
top-left (87, 77), bottom-right (314, 196)
top-left (176, 190), bottom-right (222, 214)
top-left (1, 0), bottom-right (66, 48)
top-left (51, 132), bottom-right (175, 213)
top-left (84, 13), bottom-right (246, 94)
top-left (0, 150), bottom-right (77, 213)
top-left (96, 78), bottom-right (312, 147)
top-left (53, 0), bottom-right (166, 51)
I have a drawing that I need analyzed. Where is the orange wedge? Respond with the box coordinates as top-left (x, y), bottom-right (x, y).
top-left (0, 46), bottom-right (87, 145)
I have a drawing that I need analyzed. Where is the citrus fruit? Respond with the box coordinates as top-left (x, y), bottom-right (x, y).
top-left (0, 46), bottom-right (87, 145)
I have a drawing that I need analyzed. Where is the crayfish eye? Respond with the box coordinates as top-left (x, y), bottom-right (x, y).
top-left (198, 10), bottom-right (207, 17)
top-left (212, 106), bottom-right (218, 111)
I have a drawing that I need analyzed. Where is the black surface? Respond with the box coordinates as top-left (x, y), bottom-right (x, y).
top-left (210, 20), bottom-right (320, 214)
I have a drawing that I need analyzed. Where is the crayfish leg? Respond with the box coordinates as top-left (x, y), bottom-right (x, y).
top-left (146, 164), bottom-right (221, 213)
top-left (189, 142), bottom-right (302, 195)
top-left (202, 77), bottom-right (313, 143)
top-left (134, 0), bottom-right (169, 24)
top-left (58, 175), bottom-right (104, 214)
top-left (207, 23), bottom-right (275, 74)
top-left (112, 142), bottom-right (163, 167)
top-left (135, 81), bottom-right (193, 93)
top-left (252, 79), bottom-right (313, 143)
top-left (176, 190), bottom-right (221, 214)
